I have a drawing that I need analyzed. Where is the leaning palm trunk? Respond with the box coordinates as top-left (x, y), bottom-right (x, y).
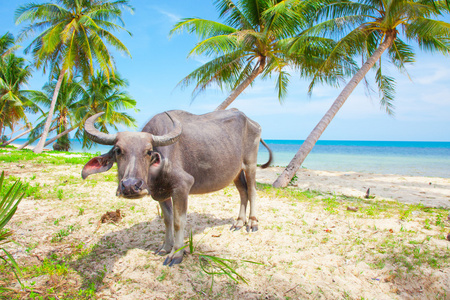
top-left (2, 128), bottom-right (32, 146)
top-left (3, 119), bottom-right (56, 147)
top-left (33, 70), bottom-right (66, 153)
top-left (5, 124), bottom-right (28, 139)
top-left (44, 125), bottom-right (77, 147)
top-left (273, 33), bottom-right (395, 188)
top-left (18, 124), bottom-right (58, 150)
top-left (215, 58), bottom-right (266, 111)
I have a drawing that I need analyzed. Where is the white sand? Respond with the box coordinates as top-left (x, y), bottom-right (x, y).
top-left (257, 167), bottom-right (450, 208)
top-left (2, 153), bottom-right (450, 299)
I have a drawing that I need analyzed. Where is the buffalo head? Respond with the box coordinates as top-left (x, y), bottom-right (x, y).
top-left (81, 112), bottom-right (182, 198)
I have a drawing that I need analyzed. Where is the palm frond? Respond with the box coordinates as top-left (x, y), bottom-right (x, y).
top-left (405, 17), bottom-right (450, 54)
top-left (189, 35), bottom-right (240, 56)
top-left (375, 66), bottom-right (396, 115)
top-left (170, 18), bottom-right (237, 39)
top-left (275, 70), bottom-right (290, 102)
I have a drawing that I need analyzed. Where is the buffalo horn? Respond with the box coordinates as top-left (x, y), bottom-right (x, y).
top-left (84, 112), bottom-right (117, 145)
top-left (152, 113), bottom-right (182, 147)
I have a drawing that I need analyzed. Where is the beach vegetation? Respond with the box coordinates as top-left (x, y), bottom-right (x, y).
top-left (181, 230), bottom-right (261, 293)
top-left (0, 171), bottom-right (26, 291)
top-left (15, 0), bottom-right (134, 153)
top-left (0, 32), bottom-right (41, 141)
top-left (24, 70), bottom-right (137, 151)
top-left (274, 0), bottom-right (450, 187)
top-left (27, 69), bottom-right (86, 151)
top-left (0, 147), bottom-right (95, 165)
top-left (170, 0), bottom-right (326, 110)
top-left (75, 71), bottom-right (138, 149)
top-left (51, 225), bottom-right (78, 243)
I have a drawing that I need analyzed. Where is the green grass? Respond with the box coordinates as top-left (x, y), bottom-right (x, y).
top-left (0, 254), bottom-right (97, 299)
top-left (0, 148), bottom-right (96, 165)
top-left (51, 225), bottom-right (78, 243)
top-left (0, 175), bottom-right (43, 200)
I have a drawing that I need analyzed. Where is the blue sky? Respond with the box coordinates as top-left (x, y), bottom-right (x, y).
top-left (2, 0), bottom-right (449, 141)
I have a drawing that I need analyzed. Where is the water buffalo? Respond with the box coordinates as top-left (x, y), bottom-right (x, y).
top-left (82, 109), bottom-right (273, 266)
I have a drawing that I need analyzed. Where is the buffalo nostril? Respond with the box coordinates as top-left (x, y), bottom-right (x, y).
top-left (136, 180), bottom-right (142, 188)
top-left (121, 178), bottom-right (145, 195)
top-left (134, 180), bottom-right (143, 191)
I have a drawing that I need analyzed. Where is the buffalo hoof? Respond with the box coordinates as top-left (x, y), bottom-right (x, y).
top-left (230, 224), bottom-right (243, 231)
top-left (155, 243), bottom-right (172, 256)
top-left (163, 252), bottom-right (184, 267)
top-left (246, 225), bottom-right (258, 232)
top-left (155, 248), bottom-right (169, 256)
top-left (230, 219), bottom-right (246, 231)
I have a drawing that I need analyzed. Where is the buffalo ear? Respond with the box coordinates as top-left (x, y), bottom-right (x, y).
top-left (82, 150), bottom-right (115, 179)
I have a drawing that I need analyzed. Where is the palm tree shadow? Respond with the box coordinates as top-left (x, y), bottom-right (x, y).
top-left (70, 212), bottom-right (234, 290)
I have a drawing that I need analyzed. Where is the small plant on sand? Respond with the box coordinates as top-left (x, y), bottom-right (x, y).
top-left (289, 174), bottom-right (298, 186)
top-left (51, 225), bottom-right (77, 243)
top-left (181, 231), bottom-right (262, 294)
top-left (0, 171), bottom-right (26, 290)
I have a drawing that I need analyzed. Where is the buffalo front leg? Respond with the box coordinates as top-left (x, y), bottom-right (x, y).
top-left (230, 170), bottom-right (248, 231)
top-left (155, 198), bottom-right (174, 256)
top-left (163, 192), bottom-right (188, 266)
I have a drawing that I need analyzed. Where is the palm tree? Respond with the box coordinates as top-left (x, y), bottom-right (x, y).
top-left (15, 0), bottom-right (133, 153)
top-left (170, 0), bottom-right (320, 110)
top-left (0, 34), bottom-right (39, 138)
top-left (27, 70), bottom-right (136, 151)
top-left (273, 0), bottom-right (450, 187)
top-left (75, 70), bottom-right (137, 149)
top-left (0, 32), bottom-right (20, 58)
top-left (28, 71), bottom-right (85, 151)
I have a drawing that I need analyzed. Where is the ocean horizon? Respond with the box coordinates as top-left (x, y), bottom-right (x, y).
top-left (10, 138), bottom-right (450, 178)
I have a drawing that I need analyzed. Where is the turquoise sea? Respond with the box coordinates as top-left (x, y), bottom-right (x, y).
top-left (12, 139), bottom-right (450, 178)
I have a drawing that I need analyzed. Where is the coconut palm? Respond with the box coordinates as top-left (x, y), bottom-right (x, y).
top-left (28, 71), bottom-right (86, 151)
top-left (0, 34), bottom-right (39, 138)
top-left (170, 0), bottom-right (323, 110)
top-left (23, 70), bottom-right (136, 151)
top-left (15, 0), bottom-right (133, 153)
top-left (75, 70), bottom-right (137, 149)
top-left (0, 32), bottom-right (20, 58)
top-left (273, 0), bottom-right (450, 187)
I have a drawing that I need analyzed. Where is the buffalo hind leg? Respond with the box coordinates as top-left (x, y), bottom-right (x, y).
top-left (155, 198), bottom-right (174, 256)
top-left (230, 170), bottom-right (248, 231)
top-left (244, 165), bottom-right (258, 232)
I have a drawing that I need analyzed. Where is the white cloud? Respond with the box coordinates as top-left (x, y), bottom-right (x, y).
top-left (152, 7), bottom-right (180, 23)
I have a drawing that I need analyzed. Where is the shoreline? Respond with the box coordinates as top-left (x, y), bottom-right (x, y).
top-left (257, 167), bottom-right (450, 208)
top-left (9, 141), bottom-right (450, 178)
top-left (5, 144), bottom-right (450, 208)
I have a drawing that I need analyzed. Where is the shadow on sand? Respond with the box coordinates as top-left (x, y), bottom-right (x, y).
top-left (70, 211), bottom-right (234, 290)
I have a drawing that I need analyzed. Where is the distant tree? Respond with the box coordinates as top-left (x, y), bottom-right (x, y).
top-left (0, 33), bottom-right (39, 138)
top-left (170, 0), bottom-right (323, 110)
top-left (75, 71), bottom-right (137, 149)
top-left (15, 0), bottom-right (133, 153)
top-left (273, 0), bottom-right (450, 187)
top-left (27, 70), bottom-right (136, 151)
top-left (28, 71), bottom-right (85, 151)
top-left (0, 32), bottom-right (20, 58)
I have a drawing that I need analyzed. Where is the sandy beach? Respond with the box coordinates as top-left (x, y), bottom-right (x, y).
top-left (258, 167), bottom-right (450, 208)
top-left (1, 150), bottom-right (449, 299)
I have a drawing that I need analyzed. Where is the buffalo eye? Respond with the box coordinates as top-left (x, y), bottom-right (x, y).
top-left (147, 150), bottom-right (152, 156)
top-left (114, 147), bottom-right (122, 156)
